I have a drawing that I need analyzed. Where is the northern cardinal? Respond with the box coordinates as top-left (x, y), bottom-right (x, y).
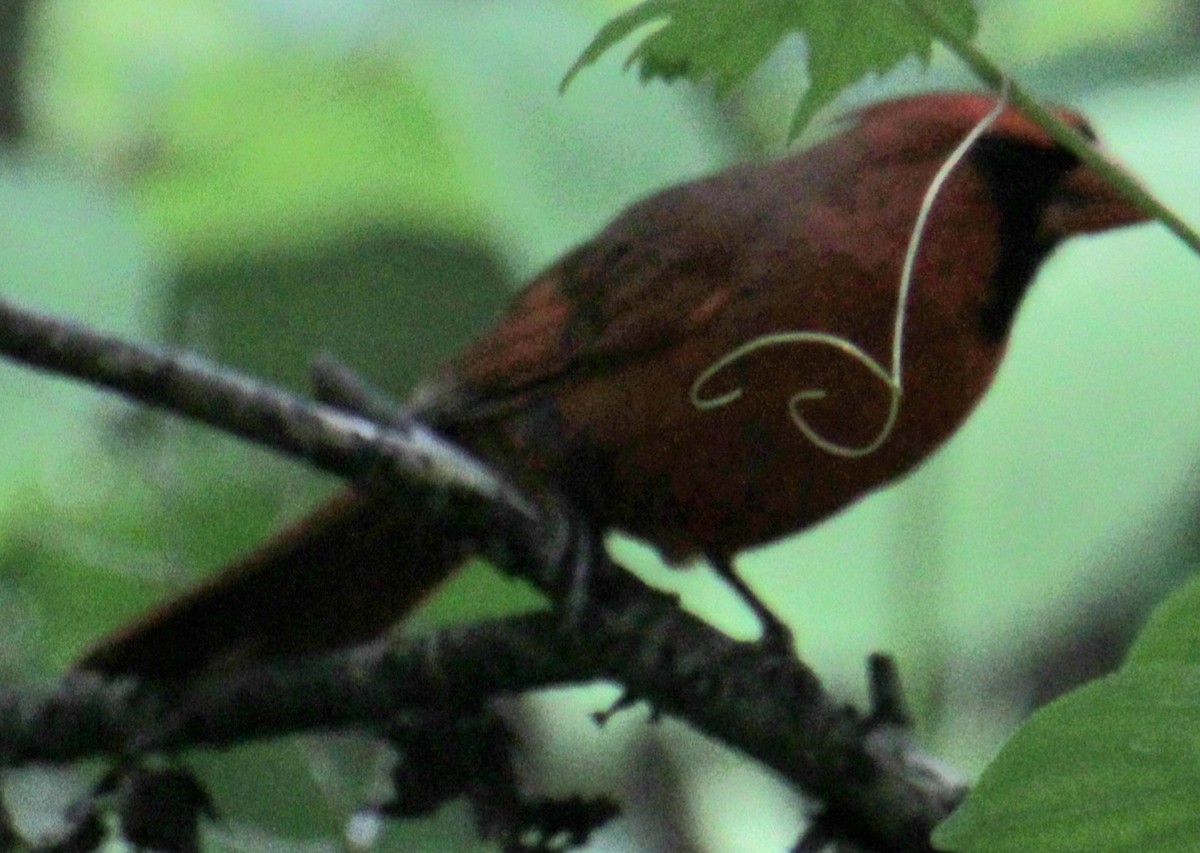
top-left (78, 91), bottom-right (1149, 679)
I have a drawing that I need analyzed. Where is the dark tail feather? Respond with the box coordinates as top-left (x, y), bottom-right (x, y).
top-left (75, 490), bottom-right (467, 680)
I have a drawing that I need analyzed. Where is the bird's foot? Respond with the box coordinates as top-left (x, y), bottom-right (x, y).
top-left (707, 554), bottom-right (795, 657)
top-left (757, 612), bottom-right (797, 659)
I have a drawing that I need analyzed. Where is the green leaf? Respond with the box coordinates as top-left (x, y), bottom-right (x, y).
top-left (563, 0), bottom-right (979, 138)
top-left (933, 664), bottom-right (1200, 853)
top-left (1125, 575), bottom-right (1200, 667)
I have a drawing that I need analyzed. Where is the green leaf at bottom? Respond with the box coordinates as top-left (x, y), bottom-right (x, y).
top-left (934, 663), bottom-right (1200, 853)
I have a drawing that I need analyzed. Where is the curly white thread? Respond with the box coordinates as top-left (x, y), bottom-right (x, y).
top-left (689, 83), bottom-right (1012, 458)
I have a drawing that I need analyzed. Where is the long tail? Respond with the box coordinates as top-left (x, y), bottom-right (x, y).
top-left (75, 490), bottom-right (468, 680)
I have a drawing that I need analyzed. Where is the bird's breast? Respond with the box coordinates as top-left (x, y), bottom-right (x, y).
top-left (511, 262), bottom-right (1008, 563)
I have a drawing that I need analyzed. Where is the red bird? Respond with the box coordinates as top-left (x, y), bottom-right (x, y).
top-left (78, 91), bottom-right (1149, 679)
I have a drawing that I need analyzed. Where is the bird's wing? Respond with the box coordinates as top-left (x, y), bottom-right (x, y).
top-left (414, 175), bottom-right (770, 424)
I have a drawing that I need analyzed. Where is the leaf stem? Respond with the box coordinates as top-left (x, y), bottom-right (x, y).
top-left (901, 0), bottom-right (1200, 257)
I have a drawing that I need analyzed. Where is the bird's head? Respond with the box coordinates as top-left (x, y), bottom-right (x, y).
top-left (854, 91), bottom-right (1149, 240)
top-left (847, 91), bottom-right (1151, 339)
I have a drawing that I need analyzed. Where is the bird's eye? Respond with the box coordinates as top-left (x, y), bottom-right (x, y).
top-left (971, 136), bottom-right (1080, 181)
top-left (1073, 118), bottom-right (1098, 142)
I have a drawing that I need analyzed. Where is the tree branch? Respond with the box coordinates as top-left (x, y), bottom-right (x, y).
top-left (0, 296), bottom-right (965, 852)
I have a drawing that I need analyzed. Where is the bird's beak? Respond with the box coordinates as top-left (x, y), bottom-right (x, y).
top-left (1039, 161), bottom-right (1153, 241)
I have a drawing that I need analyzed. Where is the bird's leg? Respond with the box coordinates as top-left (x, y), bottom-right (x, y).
top-left (707, 554), bottom-right (794, 654)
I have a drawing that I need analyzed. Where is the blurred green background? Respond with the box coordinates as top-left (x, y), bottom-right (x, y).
top-left (0, 0), bottom-right (1197, 850)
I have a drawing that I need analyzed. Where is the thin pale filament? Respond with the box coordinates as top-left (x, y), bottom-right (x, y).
top-left (690, 82), bottom-right (1012, 458)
